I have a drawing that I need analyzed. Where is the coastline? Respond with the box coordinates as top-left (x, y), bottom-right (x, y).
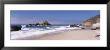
top-left (11, 29), bottom-right (100, 40)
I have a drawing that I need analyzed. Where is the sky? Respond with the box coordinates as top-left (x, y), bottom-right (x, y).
top-left (10, 10), bottom-right (100, 25)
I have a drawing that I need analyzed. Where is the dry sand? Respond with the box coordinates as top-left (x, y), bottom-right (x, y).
top-left (15, 29), bottom-right (100, 40)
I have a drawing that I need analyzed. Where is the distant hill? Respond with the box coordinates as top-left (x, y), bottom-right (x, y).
top-left (83, 15), bottom-right (100, 27)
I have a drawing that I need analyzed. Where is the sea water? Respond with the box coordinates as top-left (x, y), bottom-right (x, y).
top-left (11, 24), bottom-right (68, 31)
top-left (10, 24), bottom-right (71, 39)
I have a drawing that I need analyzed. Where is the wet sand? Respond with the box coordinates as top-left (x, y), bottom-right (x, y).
top-left (15, 29), bottom-right (100, 40)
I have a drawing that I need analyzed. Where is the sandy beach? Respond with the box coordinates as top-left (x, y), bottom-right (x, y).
top-left (14, 29), bottom-right (100, 40)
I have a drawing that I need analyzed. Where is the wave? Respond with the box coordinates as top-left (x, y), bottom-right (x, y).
top-left (11, 25), bottom-right (82, 40)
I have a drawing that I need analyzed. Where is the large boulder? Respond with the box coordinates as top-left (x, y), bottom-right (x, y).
top-left (11, 25), bottom-right (21, 31)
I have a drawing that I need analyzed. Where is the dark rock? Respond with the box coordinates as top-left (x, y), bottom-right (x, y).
top-left (11, 25), bottom-right (21, 31)
top-left (81, 28), bottom-right (85, 29)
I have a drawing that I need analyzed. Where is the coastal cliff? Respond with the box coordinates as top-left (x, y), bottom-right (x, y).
top-left (83, 15), bottom-right (100, 28)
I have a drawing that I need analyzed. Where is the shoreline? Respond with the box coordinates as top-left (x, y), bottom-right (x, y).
top-left (11, 29), bottom-right (100, 40)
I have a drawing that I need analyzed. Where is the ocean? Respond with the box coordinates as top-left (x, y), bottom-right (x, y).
top-left (11, 24), bottom-right (69, 31)
top-left (10, 24), bottom-right (82, 39)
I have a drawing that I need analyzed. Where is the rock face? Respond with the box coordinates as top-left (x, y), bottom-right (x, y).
top-left (92, 23), bottom-right (100, 29)
top-left (40, 21), bottom-right (51, 26)
top-left (83, 15), bottom-right (100, 28)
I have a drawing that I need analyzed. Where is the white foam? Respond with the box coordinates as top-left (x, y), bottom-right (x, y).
top-left (11, 26), bottom-right (82, 40)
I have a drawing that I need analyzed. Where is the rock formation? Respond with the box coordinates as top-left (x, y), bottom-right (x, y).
top-left (83, 15), bottom-right (100, 28)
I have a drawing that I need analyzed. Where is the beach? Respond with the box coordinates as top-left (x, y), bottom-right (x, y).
top-left (10, 10), bottom-right (100, 40)
top-left (11, 29), bottom-right (100, 40)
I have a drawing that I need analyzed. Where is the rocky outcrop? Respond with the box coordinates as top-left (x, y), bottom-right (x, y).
top-left (40, 21), bottom-right (51, 26)
top-left (83, 15), bottom-right (100, 28)
top-left (11, 25), bottom-right (21, 31)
